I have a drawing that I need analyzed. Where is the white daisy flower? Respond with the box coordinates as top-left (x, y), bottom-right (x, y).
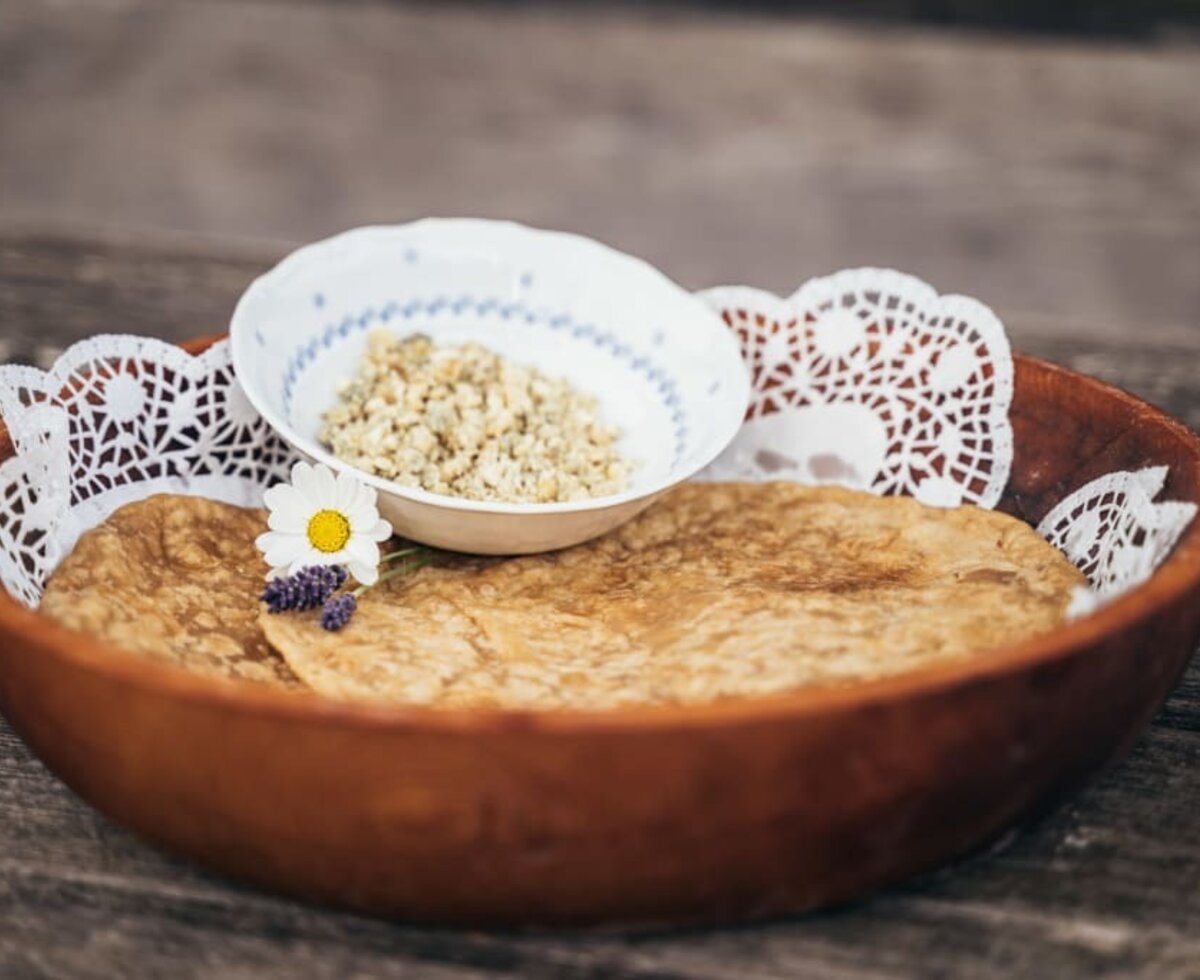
top-left (255, 461), bottom-right (393, 585)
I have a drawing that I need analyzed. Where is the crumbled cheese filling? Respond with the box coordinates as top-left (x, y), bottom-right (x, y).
top-left (320, 330), bottom-right (632, 503)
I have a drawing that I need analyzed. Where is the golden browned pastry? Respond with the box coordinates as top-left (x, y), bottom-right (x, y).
top-left (41, 494), bottom-right (299, 688)
top-left (261, 483), bottom-right (1085, 708)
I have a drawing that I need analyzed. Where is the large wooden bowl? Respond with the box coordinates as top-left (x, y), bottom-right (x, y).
top-left (1, 337), bottom-right (1198, 927)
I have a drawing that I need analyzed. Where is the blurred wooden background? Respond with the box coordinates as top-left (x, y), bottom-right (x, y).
top-left (2, 0), bottom-right (1199, 362)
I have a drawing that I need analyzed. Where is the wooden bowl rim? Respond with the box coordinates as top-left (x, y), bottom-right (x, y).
top-left (2, 336), bottom-right (1199, 735)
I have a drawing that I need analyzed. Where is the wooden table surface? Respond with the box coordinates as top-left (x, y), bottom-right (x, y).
top-left (2, 2), bottom-right (1198, 977)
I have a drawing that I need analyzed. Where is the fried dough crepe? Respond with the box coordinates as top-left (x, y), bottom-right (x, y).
top-left (261, 483), bottom-right (1085, 708)
top-left (42, 494), bottom-right (300, 687)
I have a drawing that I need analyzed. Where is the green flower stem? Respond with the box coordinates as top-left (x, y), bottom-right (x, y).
top-left (352, 555), bottom-right (437, 598)
top-left (379, 546), bottom-right (428, 564)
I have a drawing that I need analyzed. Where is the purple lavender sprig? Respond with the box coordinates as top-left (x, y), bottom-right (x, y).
top-left (320, 593), bottom-right (357, 631)
top-left (316, 554), bottom-right (439, 631)
top-left (261, 565), bottom-right (348, 613)
top-left (261, 548), bottom-right (436, 633)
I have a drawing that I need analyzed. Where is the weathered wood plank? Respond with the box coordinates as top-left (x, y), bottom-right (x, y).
top-left (0, 234), bottom-right (271, 366)
top-left (2, 0), bottom-right (1199, 337)
top-left (4, 231), bottom-right (1200, 369)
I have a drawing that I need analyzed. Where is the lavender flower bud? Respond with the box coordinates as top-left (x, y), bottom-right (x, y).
top-left (320, 593), bottom-right (357, 631)
top-left (261, 565), bottom-right (347, 613)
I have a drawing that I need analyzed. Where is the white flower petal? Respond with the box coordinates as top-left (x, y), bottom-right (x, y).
top-left (259, 532), bottom-right (307, 570)
top-left (290, 460), bottom-right (318, 498)
top-left (262, 483), bottom-right (291, 512)
top-left (347, 559), bottom-right (378, 586)
top-left (255, 529), bottom-right (288, 557)
top-left (351, 481), bottom-right (377, 517)
top-left (256, 530), bottom-right (298, 579)
top-left (331, 472), bottom-right (352, 510)
top-left (269, 510), bottom-right (308, 534)
top-left (347, 501), bottom-right (384, 533)
top-left (265, 486), bottom-right (311, 532)
top-left (265, 542), bottom-right (304, 570)
top-left (358, 481), bottom-right (379, 510)
top-left (311, 464), bottom-right (338, 508)
top-left (344, 535), bottom-right (380, 571)
top-left (368, 518), bottom-right (393, 542)
top-left (334, 471), bottom-right (367, 512)
top-left (315, 545), bottom-right (347, 565)
top-left (286, 544), bottom-right (336, 576)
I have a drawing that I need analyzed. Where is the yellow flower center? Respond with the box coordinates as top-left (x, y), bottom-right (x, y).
top-left (306, 509), bottom-right (351, 554)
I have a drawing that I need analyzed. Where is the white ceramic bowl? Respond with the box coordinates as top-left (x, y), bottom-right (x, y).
top-left (229, 220), bottom-right (750, 554)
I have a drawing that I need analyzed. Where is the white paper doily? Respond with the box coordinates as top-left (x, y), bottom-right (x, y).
top-left (0, 336), bottom-right (297, 608)
top-left (698, 269), bottom-right (1013, 509)
top-left (0, 273), bottom-right (1195, 612)
top-left (1038, 466), bottom-right (1197, 599)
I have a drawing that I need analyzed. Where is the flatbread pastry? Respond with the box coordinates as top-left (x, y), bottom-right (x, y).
top-left (261, 482), bottom-right (1086, 708)
top-left (41, 494), bottom-right (299, 687)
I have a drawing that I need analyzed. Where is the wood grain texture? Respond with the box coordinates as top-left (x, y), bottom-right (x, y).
top-left (0, 235), bottom-right (1198, 977)
top-left (2, 0), bottom-right (1199, 340)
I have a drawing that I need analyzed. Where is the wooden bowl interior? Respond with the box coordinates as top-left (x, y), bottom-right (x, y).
top-left (1003, 357), bottom-right (1200, 523)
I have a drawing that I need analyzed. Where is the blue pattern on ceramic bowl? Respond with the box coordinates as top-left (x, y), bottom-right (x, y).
top-left (230, 219), bottom-right (749, 554)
